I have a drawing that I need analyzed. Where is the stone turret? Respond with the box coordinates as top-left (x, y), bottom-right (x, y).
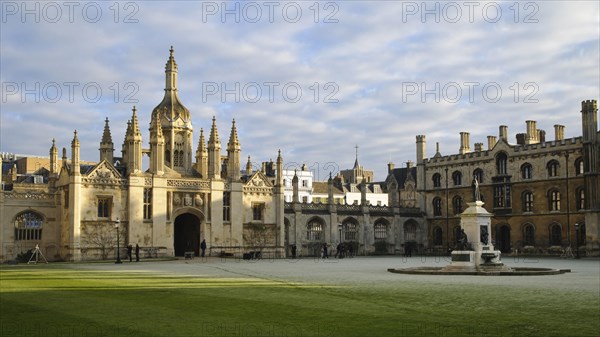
top-left (99, 118), bottom-right (114, 164)
top-left (208, 116), bottom-right (221, 179)
top-left (227, 119), bottom-right (241, 180)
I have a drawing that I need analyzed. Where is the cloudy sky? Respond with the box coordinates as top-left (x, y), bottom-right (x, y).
top-left (1, 1), bottom-right (598, 180)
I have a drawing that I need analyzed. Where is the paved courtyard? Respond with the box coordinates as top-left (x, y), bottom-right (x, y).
top-left (71, 256), bottom-right (600, 292)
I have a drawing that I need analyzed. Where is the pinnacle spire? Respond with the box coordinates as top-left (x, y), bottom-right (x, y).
top-left (101, 117), bottom-right (113, 143)
top-left (227, 118), bottom-right (240, 149)
top-left (198, 128), bottom-right (207, 151)
top-left (130, 106), bottom-right (141, 137)
top-left (353, 144), bottom-right (360, 169)
top-left (209, 116), bottom-right (220, 145)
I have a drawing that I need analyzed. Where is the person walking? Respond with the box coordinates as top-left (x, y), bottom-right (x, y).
top-left (135, 244), bottom-right (140, 262)
top-left (200, 239), bottom-right (207, 258)
top-left (322, 243), bottom-right (328, 259)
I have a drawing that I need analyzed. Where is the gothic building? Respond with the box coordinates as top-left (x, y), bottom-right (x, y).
top-left (0, 48), bottom-right (285, 261)
top-left (415, 100), bottom-right (599, 255)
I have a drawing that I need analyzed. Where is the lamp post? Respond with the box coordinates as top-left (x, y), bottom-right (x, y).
top-left (115, 218), bottom-right (122, 264)
top-left (574, 223), bottom-right (580, 259)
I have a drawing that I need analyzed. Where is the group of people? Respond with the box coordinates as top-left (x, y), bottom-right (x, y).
top-left (126, 244), bottom-right (140, 262)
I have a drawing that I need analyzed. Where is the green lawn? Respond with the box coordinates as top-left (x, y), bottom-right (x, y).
top-left (1, 264), bottom-right (598, 337)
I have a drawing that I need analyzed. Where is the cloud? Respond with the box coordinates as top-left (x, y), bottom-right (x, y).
top-left (1, 1), bottom-right (598, 180)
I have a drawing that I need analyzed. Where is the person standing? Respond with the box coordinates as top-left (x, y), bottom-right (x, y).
top-left (127, 244), bottom-right (133, 262)
top-left (322, 243), bottom-right (328, 259)
top-left (291, 244), bottom-right (297, 259)
top-left (135, 244), bottom-right (140, 262)
top-left (200, 239), bottom-right (207, 257)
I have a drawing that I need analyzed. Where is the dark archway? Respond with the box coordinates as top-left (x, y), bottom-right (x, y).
top-left (174, 213), bottom-right (201, 257)
top-left (497, 225), bottom-right (511, 253)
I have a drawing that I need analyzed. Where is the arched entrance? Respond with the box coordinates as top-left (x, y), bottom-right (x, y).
top-left (497, 225), bottom-right (511, 253)
top-left (174, 213), bottom-right (201, 257)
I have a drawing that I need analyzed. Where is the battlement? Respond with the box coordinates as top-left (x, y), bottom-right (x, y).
top-left (424, 136), bottom-right (582, 165)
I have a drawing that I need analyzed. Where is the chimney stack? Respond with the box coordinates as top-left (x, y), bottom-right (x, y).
top-left (459, 132), bottom-right (471, 154)
top-left (554, 124), bottom-right (565, 141)
top-left (525, 120), bottom-right (538, 144)
top-left (499, 125), bottom-right (508, 142)
top-left (474, 143), bottom-right (484, 152)
top-left (487, 136), bottom-right (497, 150)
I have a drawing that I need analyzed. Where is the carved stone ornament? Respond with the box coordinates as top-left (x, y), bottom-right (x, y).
top-left (184, 194), bottom-right (192, 206)
top-left (195, 194), bottom-right (203, 206)
top-left (173, 194), bottom-right (181, 206)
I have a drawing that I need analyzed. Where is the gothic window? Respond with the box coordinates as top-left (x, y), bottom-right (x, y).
top-left (306, 220), bottom-right (323, 241)
top-left (473, 168), bottom-right (484, 184)
top-left (576, 187), bottom-right (585, 210)
top-left (493, 184), bottom-right (511, 209)
top-left (549, 189), bottom-right (561, 211)
top-left (97, 197), bottom-right (111, 218)
top-left (522, 191), bottom-right (534, 212)
top-left (452, 171), bottom-right (462, 186)
top-left (453, 226), bottom-right (462, 244)
top-left (547, 160), bottom-right (559, 177)
top-left (496, 152), bottom-right (508, 175)
top-left (342, 220), bottom-right (359, 241)
top-left (523, 224), bottom-right (535, 246)
top-left (165, 150), bottom-right (171, 164)
top-left (432, 173), bottom-right (442, 188)
top-left (452, 195), bottom-right (463, 215)
top-left (433, 226), bottom-right (443, 246)
top-left (575, 157), bottom-right (584, 176)
top-left (433, 197), bottom-right (442, 216)
top-left (143, 188), bottom-right (152, 220)
top-left (374, 221), bottom-right (388, 240)
top-left (576, 223), bottom-right (586, 245)
top-left (14, 212), bottom-right (43, 241)
top-left (549, 223), bottom-right (562, 246)
top-left (252, 203), bottom-right (264, 221)
top-left (223, 192), bottom-right (231, 222)
top-left (521, 163), bottom-right (533, 180)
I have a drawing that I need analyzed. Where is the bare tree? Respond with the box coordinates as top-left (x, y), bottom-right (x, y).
top-left (81, 224), bottom-right (122, 260)
top-left (243, 223), bottom-right (275, 256)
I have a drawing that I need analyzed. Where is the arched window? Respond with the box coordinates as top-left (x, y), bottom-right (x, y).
top-left (404, 221), bottom-right (417, 241)
top-left (432, 173), bottom-right (441, 188)
top-left (342, 220), bottom-right (359, 241)
top-left (452, 195), bottom-right (463, 215)
top-left (549, 189), bottom-right (561, 211)
top-left (496, 152), bottom-right (508, 175)
top-left (14, 211), bottom-right (43, 241)
top-left (576, 187), bottom-right (585, 210)
top-left (523, 223), bottom-right (535, 246)
top-left (374, 221), bottom-right (388, 241)
top-left (547, 160), bottom-right (559, 177)
top-left (97, 197), bottom-right (111, 218)
top-left (549, 223), bottom-right (562, 246)
top-left (306, 219), bottom-right (323, 241)
top-left (433, 226), bottom-right (443, 246)
top-left (165, 149), bottom-right (171, 164)
top-left (433, 197), bottom-right (442, 216)
top-left (575, 157), bottom-right (584, 176)
top-left (521, 163), bottom-right (533, 179)
top-left (522, 191), bottom-right (534, 212)
top-left (473, 168), bottom-right (484, 184)
top-left (452, 171), bottom-right (462, 186)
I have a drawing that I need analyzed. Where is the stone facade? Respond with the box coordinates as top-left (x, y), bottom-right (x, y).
top-left (0, 48), bottom-right (285, 261)
top-left (417, 100), bottom-right (599, 256)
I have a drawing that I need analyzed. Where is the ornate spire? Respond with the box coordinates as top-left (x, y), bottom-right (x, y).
top-left (165, 45), bottom-right (178, 91)
top-left (227, 118), bottom-right (240, 150)
top-left (209, 116), bottom-right (220, 145)
top-left (71, 130), bottom-right (80, 147)
top-left (130, 106), bottom-right (141, 138)
top-left (198, 128), bottom-right (207, 152)
top-left (353, 144), bottom-right (360, 169)
top-left (152, 46), bottom-right (190, 122)
top-left (246, 155), bottom-right (252, 175)
top-left (101, 117), bottom-right (112, 143)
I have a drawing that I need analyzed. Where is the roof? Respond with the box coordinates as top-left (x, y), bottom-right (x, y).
top-left (388, 167), bottom-right (417, 189)
top-left (312, 181), bottom-right (343, 194)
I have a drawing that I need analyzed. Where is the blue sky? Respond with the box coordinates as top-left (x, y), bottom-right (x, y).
top-left (1, 1), bottom-right (599, 180)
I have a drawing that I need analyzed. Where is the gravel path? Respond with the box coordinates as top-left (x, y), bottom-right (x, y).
top-left (71, 256), bottom-right (600, 292)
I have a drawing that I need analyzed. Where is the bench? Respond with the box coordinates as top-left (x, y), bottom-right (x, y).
top-left (184, 251), bottom-right (195, 259)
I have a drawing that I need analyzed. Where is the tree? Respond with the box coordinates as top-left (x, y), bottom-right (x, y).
top-left (81, 224), bottom-right (122, 260)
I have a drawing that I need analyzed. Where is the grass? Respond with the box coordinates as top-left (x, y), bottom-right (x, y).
top-left (1, 264), bottom-right (598, 337)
